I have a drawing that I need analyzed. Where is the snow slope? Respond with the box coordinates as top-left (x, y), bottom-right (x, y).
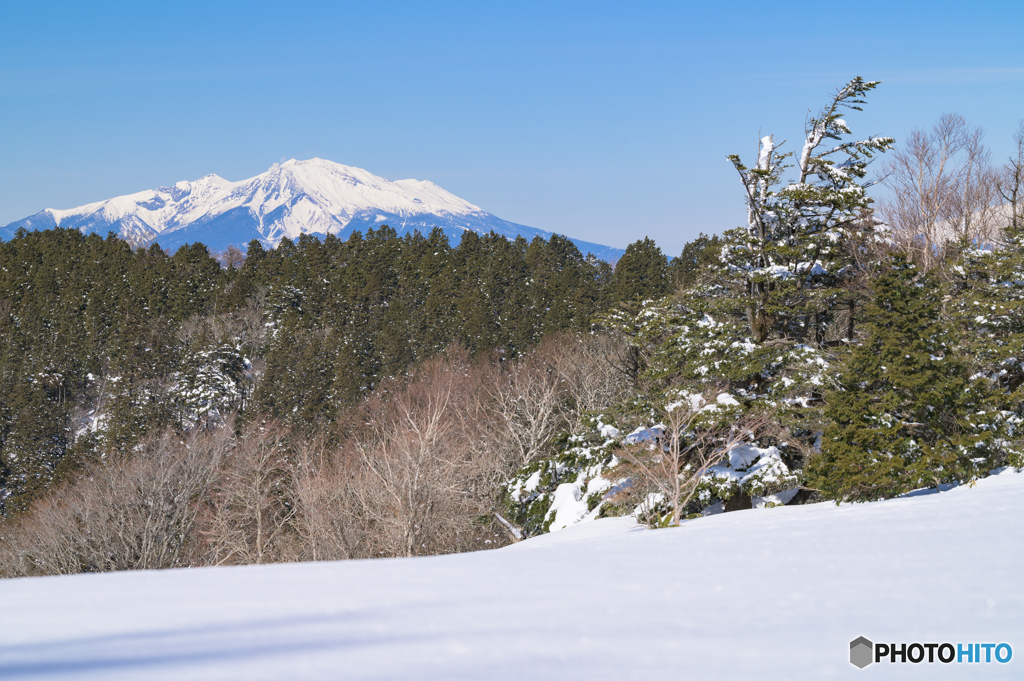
top-left (1, 471), bottom-right (1021, 680)
top-left (0, 159), bottom-right (623, 261)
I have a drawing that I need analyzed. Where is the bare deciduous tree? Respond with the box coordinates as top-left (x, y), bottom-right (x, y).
top-left (0, 427), bottom-right (228, 576)
top-left (198, 421), bottom-right (295, 566)
top-left (293, 336), bottom-right (627, 559)
top-left (880, 113), bottom-right (1001, 269)
top-left (289, 435), bottom-right (363, 561)
top-left (321, 347), bottom-right (505, 558)
top-left (358, 381), bottom-right (459, 557)
top-left (997, 121), bottom-right (1024, 233)
top-left (484, 332), bottom-right (628, 472)
top-left (548, 333), bottom-right (630, 433)
top-left (217, 244), bottom-right (247, 270)
top-left (488, 348), bottom-right (565, 470)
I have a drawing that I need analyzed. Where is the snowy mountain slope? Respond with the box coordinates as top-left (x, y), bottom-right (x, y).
top-left (1, 470), bottom-right (1020, 680)
top-left (0, 159), bottom-right (624, 261)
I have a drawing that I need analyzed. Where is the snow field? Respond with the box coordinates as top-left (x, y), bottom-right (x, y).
top-left (0, 470), bottom-right (1021, 680)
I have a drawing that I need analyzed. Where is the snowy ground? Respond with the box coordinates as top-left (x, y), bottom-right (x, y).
top-left (1, 471), bottom-right (1021, 680)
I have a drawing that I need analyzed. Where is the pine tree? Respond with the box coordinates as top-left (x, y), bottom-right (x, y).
top-left (627, 78), bottom-right (895, 457)
top-left (454, 231), bottom-right (490, 352)
top-left (0, 374), bottom-right (71, 510)
top-left (805, 257), bottom-right (1010, 501)
top-left (610, 237), bottom-right (669, 303)
top-left (722, 77), bottom-right (893, 344)
top-left (947, 223), bottom-right (1024, 406)
top-left (168, 242), bottom-right (223, 320)
top-left (672, 233), bottom-right (722, 290)
top-left (494, 235), bottom-right (535, 356)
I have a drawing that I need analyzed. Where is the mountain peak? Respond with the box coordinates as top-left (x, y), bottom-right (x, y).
top-left (1, 160), bottom-right (623, 261)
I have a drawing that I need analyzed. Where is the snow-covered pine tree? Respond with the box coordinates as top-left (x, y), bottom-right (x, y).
top-left (503, 79), bottom-right (898, 530)
top-left (804, 256), bottom-right (1016, 501)
top-left (173, 342), bottom-right (247, 428)
top-left (947, 222), bottom-right (1024, 406)
top-left (722, 77), bottom-right (894, 345)
top-left (643, 78), bottom-right (896, 454)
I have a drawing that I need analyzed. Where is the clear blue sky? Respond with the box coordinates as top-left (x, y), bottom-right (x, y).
top-left (2, 0), bottom-right (1023, 256)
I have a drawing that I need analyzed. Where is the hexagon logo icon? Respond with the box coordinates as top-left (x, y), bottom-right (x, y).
top-left (850, 636), bottom-right (874, 668)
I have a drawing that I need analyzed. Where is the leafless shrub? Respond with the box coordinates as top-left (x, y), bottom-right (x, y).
top-left (615, 394), bottom-right (766, 527)
top-left (547, 332), bottom-right (630, 430)
top-left (488, 347), bottom-right (565, 471)
top-left (353, 350), bottom-right (495, 557)
top-left (485, 332), bottom-right (629, 471)
top-left (290, 347), bottom-right (506, 559)
top-left (289, 436), bottom-right (365, 561)
top-left (299, 335), bottom-right (627, 559)
top-left (0, 427), bottom-right (228, 577)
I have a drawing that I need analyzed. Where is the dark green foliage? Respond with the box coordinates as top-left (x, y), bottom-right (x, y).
top-left (947, 226), bottom-right (1024, 404)
top-left (805, 258), bottom-right (1002, 501)
top-left (672, 233), bottom-right (722, 290)
top-left (168, 242), bottom-right (225, 320)
top-left (0, 227), bottom-right (612, 511)
top-left (610, 237), bottom-right (669, 303)
top-left (501, 416), bottom-right (620, 537)
top-left (0, 381), bottom-right (70, 510)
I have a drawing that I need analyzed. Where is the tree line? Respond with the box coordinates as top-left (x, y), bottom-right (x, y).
top-left (0, 224), bottom-right (695, 513)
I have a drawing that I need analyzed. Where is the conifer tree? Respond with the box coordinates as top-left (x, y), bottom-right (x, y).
top-left (495, 235), bottom-right (535, 356)
top-left (0, 222), bottom-right (619, 507)
top-left (947, 223), bottom-right (1024, 405)
top-left (672, 233), bottom-right (722, 290)
top-left (611, 237), bottom-right (669, 303)
top-left (722, 77), bottom-right (893, 344)
top-left (805, 257), bottom-right (1011, 501)
top-left (0, 379), bottom-right (71, 510)
top-left (169, 242), bottom-right (223, 320)
top-left (627, 78), bottom-right (896, 455)
top-left (413, 228), bottom-right (459, 354)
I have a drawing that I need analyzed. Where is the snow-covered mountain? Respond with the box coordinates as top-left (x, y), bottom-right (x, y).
top-left (0, 159), bottom-right (623, 261)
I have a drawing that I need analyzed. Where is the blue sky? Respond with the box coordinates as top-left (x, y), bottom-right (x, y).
top-left (2, 0), bottom-right (1023, 256)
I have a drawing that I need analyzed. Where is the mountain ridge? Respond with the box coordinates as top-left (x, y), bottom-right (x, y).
top-left (1, 159), bottom-right (623, 261)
